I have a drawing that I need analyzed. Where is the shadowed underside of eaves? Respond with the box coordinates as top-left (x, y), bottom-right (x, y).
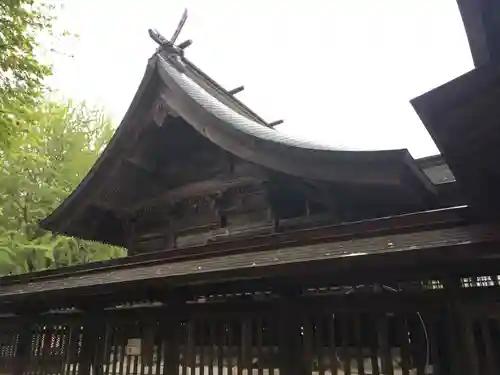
top-left (39, 51), bottom-right (437, 246)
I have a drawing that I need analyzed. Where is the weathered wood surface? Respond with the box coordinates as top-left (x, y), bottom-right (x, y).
top-left (0, 222), bottom-right (498, 300)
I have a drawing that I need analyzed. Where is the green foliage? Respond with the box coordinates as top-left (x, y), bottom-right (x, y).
top-left (0, 0), bottom-right (61, 149)
top-left (0, 100), bottom-right (126, 275)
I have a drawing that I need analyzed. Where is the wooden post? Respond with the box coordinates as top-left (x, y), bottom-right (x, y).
top-left (443, 277), bottom-right (478, 375)
top-left (79, 312), bottom-right (105, 375)
top-left (163, 310), bottom-right (181, 375)
top-left (278, 294), bottom-right (308, 375)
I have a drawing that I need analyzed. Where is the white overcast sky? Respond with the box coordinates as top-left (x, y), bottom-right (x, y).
top-left (48, 0), bottom-right (473, 158)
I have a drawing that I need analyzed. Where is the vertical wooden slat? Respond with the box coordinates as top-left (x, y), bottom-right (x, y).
top-left (227, 320), bottom-right (233, 375)
top-left (341, 314), bottom-right (351, 375)
top-left (132, 325), bottom-right (140, 375)
top-left (354, 313), bottom-right (365, 375)
top-left (140, 322), bottom-right (152, 375)
top-left (110, 327), bottom-right (119, 375)
top-left (200, 320), bottom-right (206, 375)
top-left (162, 317), bottom-right (179, 375)
top-left (70, 326), bottom-right (80, 375)
top-left (398, 315), bottom-right (410, 375)
top-left (241, 319), bottom-right (251, 375)
top-left (278, 299), bottom-right (305, 375)
top-left (80, 315), bottom-right (103, 375)
top-left (377, 313), bottom-right (393, 375)
top-left (97, 321), bottom-right (107, 375)
top-left (154, 332), bottom-right (163, 375)
top-left (315, 317), bottom-right (325, 375)
top-left (119, 332), bottom-right (127, 375)
top-left (268, 319), bottom-right (276, 375)
top-left (302, 317), bottom-right (313, 375)
top-left (123, 346), bottom-right (131, 375)
top-left (187, 321), bottom-right (196, 375)
top-left (181, 322), bottom-right (187, 375)
top-left (459, 310), bottom-right (479, 375)
top-left (256, 319), bottom-right (263, 375)
top-left (426, 316), bottom-right (441, 375)
top-left (207, 319), bottom-right (215, 375)
top-left (480, 318), bottom-right (497, 375)
top-left (409, 315), bottom-right (426, 375)
top-left (217, 321), bottom-right (223, 375)
top-left (368, 314), bottom-right (380, 375)
top-left (101, 324), bottom-right (110, 375)
top-left (328, 315), bottom-right (338, 375)
top-left (235, 320), bottom-right (241, 375)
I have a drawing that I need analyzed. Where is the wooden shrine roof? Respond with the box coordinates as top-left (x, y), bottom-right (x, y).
top-left (411, 0), bottom-right (500, 216)
top-left (412, 63), bottom-right (500, 215)
top-left (39, 41), bottom-right (445, 246)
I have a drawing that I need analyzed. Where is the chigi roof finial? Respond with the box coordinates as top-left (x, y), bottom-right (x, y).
top-left (148, 8), bottom-right (192, 72)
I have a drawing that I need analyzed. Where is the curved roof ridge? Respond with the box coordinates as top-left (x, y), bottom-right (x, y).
top-left (163, 55), bottom-right (358, 152)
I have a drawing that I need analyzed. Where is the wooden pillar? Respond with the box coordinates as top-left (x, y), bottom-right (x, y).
top-left (278, 295), bottom-right (308, 375)
top-left (456, 0), bottom-right (500, 66)
top-left (79, 312), bottom-right (105, 375)
top-left (163, 309), bottom-right (181, 375)
top-left (443, 277), bottom-right (479, 375)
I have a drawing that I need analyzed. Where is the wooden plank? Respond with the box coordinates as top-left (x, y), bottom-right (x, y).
top-left (368, 314), bottom-right (380, 375)
top-left (460, 311), bottom-right (479, 375)
top-left (161, 318), bottom-right (171, 375)
top-left (208, 320), bottom-right (215, 375)
top-left (303, 317), bottom-right (314, 374)
top-left (200, 320), bottom-right (206, 375)
top-left (409, 314), bottom-right (426, 375)
top-left (377, 313), bottom-right (393, 375)
top-left (3, 223), bottom-right (499, 302)
top-left (354, 313), bottom-right (365, 375)
top-left (154, 332), bottom-right (162, 375)
top-left (241, 319), bottom-right (250, 375)
top-left (329, 315), bottom-right (339, 375)
top-left (119, 333), bottom-right (127, 375)
top-left (256, 318), bottom-right (263, 375)
top-left (188, 321), bottom-right (196, 375)
top-left (315, 316), bottom-right (325, 375)
top-left (111, 327), bottom-right (120, 375)
top-left (341, 314), bottom-right (351, 375)
top-left (480, 318), bottom-right (497, 375)
top-left (398, 315), bottom-right (411, 375)
top-left (216, 320), bottom-right (223, 375)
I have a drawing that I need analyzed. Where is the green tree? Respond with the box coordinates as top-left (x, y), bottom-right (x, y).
top-left (0, 100), bottom-right (126, 275)
top-left (0, 0), bottom-right (60, 149)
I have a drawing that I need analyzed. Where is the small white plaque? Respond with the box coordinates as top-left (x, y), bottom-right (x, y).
top-left (126, 338), bottom-right (142, 356)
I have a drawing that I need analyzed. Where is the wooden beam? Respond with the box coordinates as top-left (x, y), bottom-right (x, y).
top-left (123, 163), bottom-right (267, 214)
top-left (456, 0), bottom-right (500, 66)
top-left (228, 86), bottom-right (245, 95)
top-left (268, 120), bottom-right (284, 128)
top-left (177, 39), bottom-right (192, 50)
